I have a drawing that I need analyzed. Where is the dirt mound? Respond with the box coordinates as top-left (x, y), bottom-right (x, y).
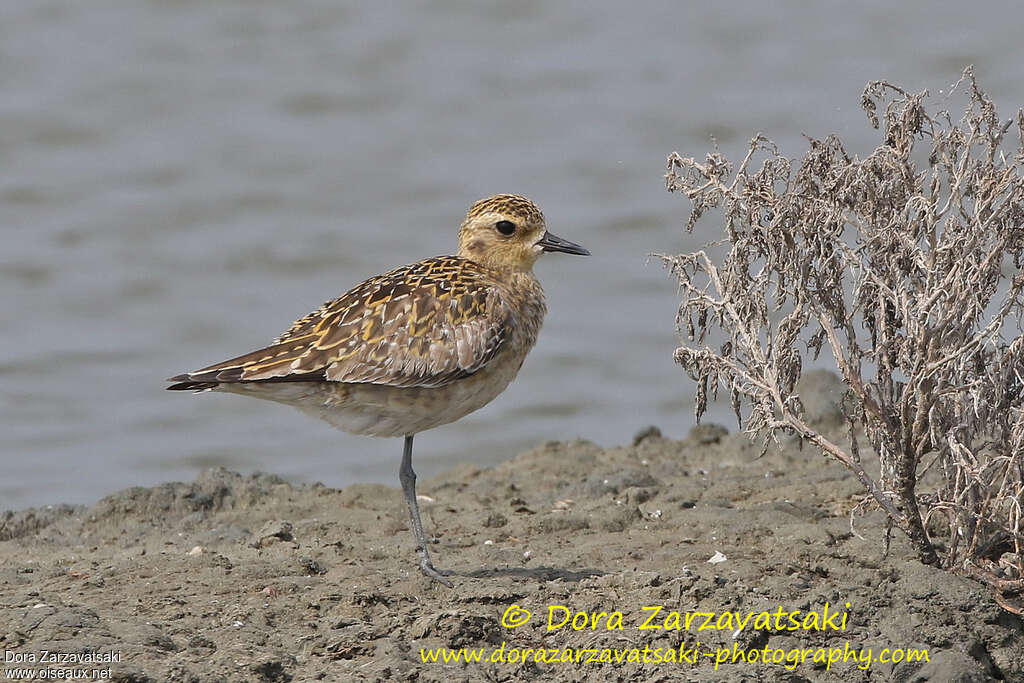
top-left (2, 426), bottom-right (1021, 681)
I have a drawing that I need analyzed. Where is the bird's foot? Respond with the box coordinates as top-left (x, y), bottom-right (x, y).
top-left (419, 556), bottom-right (454, 587)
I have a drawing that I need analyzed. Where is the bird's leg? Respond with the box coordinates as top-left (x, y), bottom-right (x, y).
top-left (399, 434), bottom-right (453, 587)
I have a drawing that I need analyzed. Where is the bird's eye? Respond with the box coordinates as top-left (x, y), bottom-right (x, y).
top-left (495, 220), bottom-right (516, 236)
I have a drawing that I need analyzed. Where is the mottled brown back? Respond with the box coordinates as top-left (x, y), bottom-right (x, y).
top-left (168, 256), bottom-right (516, 390)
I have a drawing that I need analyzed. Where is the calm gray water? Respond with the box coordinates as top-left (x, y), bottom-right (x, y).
top-left (3, 1), bottom-right (1023, 510)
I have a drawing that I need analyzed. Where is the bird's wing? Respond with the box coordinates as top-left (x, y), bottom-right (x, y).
top-left (167, 256), bottom-right (513, 390)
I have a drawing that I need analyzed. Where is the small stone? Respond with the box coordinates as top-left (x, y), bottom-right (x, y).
top-left (708, 551), bottom-right (728, 564)
top-left (254, 520), bottom-right (294, 547)
top-left (483, 512), bottom-right (507, 528)
top-left (687, 423), bottom-right (728, 445)
top-left (633, 425), bottom-right (663, 445)
top-left (298, 557), bottom-right (326, 575)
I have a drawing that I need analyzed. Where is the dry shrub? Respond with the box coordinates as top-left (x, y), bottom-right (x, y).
top-left (661, 68), bottom-right (1024, 610)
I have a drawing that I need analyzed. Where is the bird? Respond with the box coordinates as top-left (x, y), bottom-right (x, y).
top-left (167, 194), bottom-right (589, 585)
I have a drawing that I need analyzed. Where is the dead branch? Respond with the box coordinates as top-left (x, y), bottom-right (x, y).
top-left (663, 67), bottom-right (1024, 598)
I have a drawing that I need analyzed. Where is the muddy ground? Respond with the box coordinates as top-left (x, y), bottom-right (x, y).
top-left (2, 373), bottom-right (1022, 682)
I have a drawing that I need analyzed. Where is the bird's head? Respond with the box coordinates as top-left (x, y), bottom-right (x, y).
top-left (457, 194), bottom-right (589, 270)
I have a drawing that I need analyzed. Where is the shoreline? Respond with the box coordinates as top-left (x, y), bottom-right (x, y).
top-left (2, 421), bottom-right (1022, 681)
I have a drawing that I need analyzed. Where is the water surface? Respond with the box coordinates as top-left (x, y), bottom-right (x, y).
top-left (3, 1), bottom-right (1022, 508)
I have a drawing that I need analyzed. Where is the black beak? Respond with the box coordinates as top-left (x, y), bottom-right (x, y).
top-left (537, 231), bottom-right (590, 256)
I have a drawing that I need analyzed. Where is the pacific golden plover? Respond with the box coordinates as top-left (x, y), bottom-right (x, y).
top-left (167, 194), bottom-right (588, 585)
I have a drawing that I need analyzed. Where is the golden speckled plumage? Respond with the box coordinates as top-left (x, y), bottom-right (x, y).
top-left (172, 256), bottom-right (536, 391)
top-left (167, 193), bottom-right (588, 584)
top-left (464, 193), bottom-right (545, 226)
